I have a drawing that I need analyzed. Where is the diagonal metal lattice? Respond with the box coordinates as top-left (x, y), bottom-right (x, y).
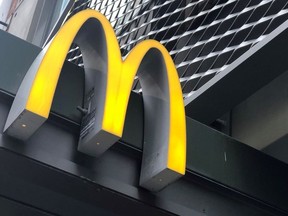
top-left (65, 0), bottom-right (288, 99)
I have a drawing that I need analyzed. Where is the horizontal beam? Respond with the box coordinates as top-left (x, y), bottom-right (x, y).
top-left (0, 21), bottom-right (8, 27)
top-left (0, 194), bottom-right (54, 216)
top-left (0, 91), bottom-right (288, 215)
top-left (0, 143), bottom-right (177, 216)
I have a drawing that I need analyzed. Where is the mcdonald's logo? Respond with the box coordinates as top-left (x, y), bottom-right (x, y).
top-left (3, 10), bottom-right (186, 192)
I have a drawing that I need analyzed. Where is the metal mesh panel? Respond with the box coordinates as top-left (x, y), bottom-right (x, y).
top-left (66, 0), bottom-right (288, 99)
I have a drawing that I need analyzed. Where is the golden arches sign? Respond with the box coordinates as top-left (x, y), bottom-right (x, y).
top-left (4, 10), bottom-right (186, 191)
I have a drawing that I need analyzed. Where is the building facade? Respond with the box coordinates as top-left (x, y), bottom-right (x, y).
top-left (0, 0), bottom-right (288, 215)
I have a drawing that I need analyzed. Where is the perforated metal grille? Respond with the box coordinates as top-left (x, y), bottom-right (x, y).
top-left (66, 0), bottom-right (288, 99)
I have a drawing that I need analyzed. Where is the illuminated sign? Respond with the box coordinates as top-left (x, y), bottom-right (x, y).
top-left (3, 10), bottom-right (186, 191)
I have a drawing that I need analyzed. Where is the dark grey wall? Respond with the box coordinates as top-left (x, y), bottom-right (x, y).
top-left (231, 65), bottom-right (288, 168)
top-left (232, 70), bottom-right (288, 151)
top-left (0, 94), bottom-right (276, 216)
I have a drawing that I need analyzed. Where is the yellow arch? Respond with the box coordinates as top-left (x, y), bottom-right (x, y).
top-left (21, 10), bottom-right (186, 175)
